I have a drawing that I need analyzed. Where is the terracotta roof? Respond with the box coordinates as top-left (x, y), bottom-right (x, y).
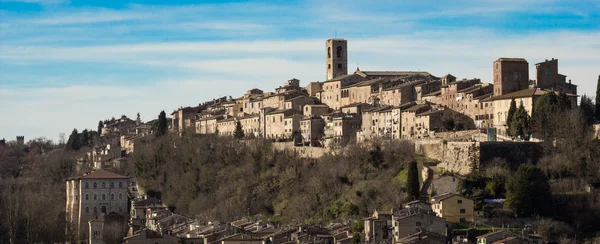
top-left (486, 88), bottom-right (577, 101)
top-left (266, 108), bottom-right (295, 115)
top-left (496, 57), bottom-right (527, 62)
top-left (422, 90), bottom-right (441, 97)
top-left (432, 192), bottom-right (467, 203)
top-left (344, 77), bottom-right (387, 88)
top-left (404, 104), bottom-right (430, 112)
top-left (70, 169), bottom-right (129, 180)
top-left (358, 71), bottom-right (432, 77)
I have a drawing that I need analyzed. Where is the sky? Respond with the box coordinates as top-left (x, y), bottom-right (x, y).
top-left (1, 0), bottom-right (599, 142)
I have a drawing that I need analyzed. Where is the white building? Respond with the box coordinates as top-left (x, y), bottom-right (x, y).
top-left (66, 169), bottom-right (130, 240)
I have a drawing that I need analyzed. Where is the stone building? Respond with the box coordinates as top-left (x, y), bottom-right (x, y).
top-left (401, 104), bottom-right (432, 139)
top-left (364, 210), bottom-right (393, 243)
top-left (391, 211), bottom-right (447, 242)
top-left (323, 113), bottom-right (361, 148)
top-left (216, 116), bottom-right (237, 137)
top-left (431, 193), bottom-right (474, 223)
top-left (66, 170), bottom-right (130, 240)
top-left (318, 74), bottom-right (365, 110)
top-left (326, 38), bottom-right (348, 80)
top-left (300, 116), bottom-right (326, 146)
top-left (303, 104), bottom-right (330, 117)
top-left (265, 109), bottom-right (298, 139)
top-left (535, 58), bottom-right (577, 94)
top-left (284, 95), bottom-right (315, 112)
top-left (171, 106), bottom-right (200, 134)
top-left (493, 58), bottom-right (529, 96)
top-left (239, 114), bottom-right (261, 137)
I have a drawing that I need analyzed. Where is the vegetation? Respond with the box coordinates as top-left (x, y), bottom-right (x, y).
top-left (156, 110), bottom-right (168, 137)
top-left (234, 121), bottom-right (245, 139)
top-left (130, 135), bottom-right (415, 224)
top-left (509, 103), bottom-right (531, 140)
top-left (66, 129), bottom-right (81, 151)
top-left (596, 75), bottom-right (600, 120)
top-left (405, 161), bottom-right (420, 201)
top-left (580, 94), bottom-right (595, 124)
top-left (505, 163), bottom-right (552, 217)
top-left (506, 98), bottom-right (517, 135)
top-left (98, 120), bottom-right (104, 134)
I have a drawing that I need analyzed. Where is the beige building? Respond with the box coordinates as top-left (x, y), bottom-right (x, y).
top-left (265, 109), bottom-right (298, 139)
top-left (400, 104), bottom-right (432, 139)
top-left (66, 170), bottom-right (130, 240)
top-left (284, 95), bottom-right (315, 112)
top-left (391, 212), bottom-right (447, 242)
top-left (431, 193), bottom-right (474, 223)
top-left (239, 114), bottom-right (261, 137)
top-left (364, 210), bottom-right (393, 243)
top-left (303, 104), bottom-right (330, 116)
top-left (196, 115), bottom-right (221, 134)
top-left (300, 116), bottom-right (326, 146)
top-left (319, 74), bottom-right (365, 110)
top-left (360, 106), bottom-right (398, 139)
top-left (171, 106), bottom-right (199, 133)
top-left (323, 114), bottom-right (361, 148)
top-left (216, 117), bottom-right (237, 137)
top-left (486, 88), bottom-right (577, 135)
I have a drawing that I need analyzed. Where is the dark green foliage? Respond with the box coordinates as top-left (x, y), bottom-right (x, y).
top-left (457, 173), bottom-right (487, 197)
top-left (98, 120), bottom-right (104, 134)
top-left (405, 161), bottom-right (420, 201)
top-left (136, 112), bottom-right (142, 124)
top-left (505, 164), bottom-right (552, 217)
top-left (506, 98), bottom-right (517, 135)
top-left (443, 117), bottom-right (455, 131)
top-left (156, 111), bottom-right (168, 137)
top-left (557, 92), bottom-right (571, 111)
top-left (234, 120), bottom-right (245, 139)
top-left (66, 129), bottom-right (81, 151)
top-left (532, 92), bottom-right (570, 140)
top-left (580, 94), bottom-right (595, 124)
top-left (80, 129), bottom-right (90, 147)
top-left (509, 103), bottom-right (531, 140)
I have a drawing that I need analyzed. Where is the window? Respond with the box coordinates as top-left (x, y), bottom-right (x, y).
top-left (85, 194), bottom-right (89, 201)
top-left (460, 209), bottom-right (466, 213)
top-left (102, 182), bottom-right (106, 188)
top-left (85, 207), bottom-right (89, 213)
top-left (328, 47), bottom-right (331, 58)
top-left (94, 207), bottom-right (97, 213)
top-left (458, 200), bottom-right (463, 204)
top-left (416, 222), bottom-right (421, 226)
top-left (110, 182), bottom-right (114, 188)
top-left (111, 194), bottom-right (115, 201)
top-left (93, 194), bottom-right (97, 200)
top-left (85, 182), bottom-right (89, 188)
top-left (101, 206), bottom-right (106, 214)
top-left (328, 64), bottom-right (331, 70)
top-left (336, 46), bottom-right (343, 58)
top-left (75, 195), bottom-right (79, 200)
top-left (460, 218), bottom-right (466, 223)
top-left (337, 63), bottom-right (342, 69)
top-left (102, 194), bottom-right (106, 201)
top-left (93, 182), bottom-right (97, 189)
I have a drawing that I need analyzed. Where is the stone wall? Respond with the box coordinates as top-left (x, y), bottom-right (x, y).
top-left (272, 142), bottom-right (329, 158)
top-left (415, 140), bottom-right (480, 175)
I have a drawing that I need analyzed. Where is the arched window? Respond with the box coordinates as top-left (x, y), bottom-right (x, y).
top-left (85, 194), bottom-right (89, 201)
top-left (85, 207), bottom-right (89, 213)
top-left (328, 64), bottom-right (331, 70)
top-left (102, 194), bottom-right (106, 201)
top-left (337, 46), bottom-right (343, 58)
top-left (93, 194), bottom-right (97, 200)
top-left (85, 182), bottom-right (89, 189)
top-left (93, 207), bottom-right (97, 214)
top-left (110, 182), bottom-right (114, 188)
top-left (338, 63), bottom-right (342, 69)
top-left (101, 206), bottom-right (106, 213)
top-left (119, 182), bottom-right (123, 188)
top-left (119, 194), bottom-right (123, 200)
top-left (111, 194), bottom-right (115, 201)
top-left (327, 47), bottom-right (331, 58)
top-left (102, 182), bottom-right (106, 188)
top-left (119, 206), bottom-right (123, 213)
top-left (93, 182), bottom-right (97, 189)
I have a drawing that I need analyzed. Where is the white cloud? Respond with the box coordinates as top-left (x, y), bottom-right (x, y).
top-left (0, 0), bottom-right (67, 5)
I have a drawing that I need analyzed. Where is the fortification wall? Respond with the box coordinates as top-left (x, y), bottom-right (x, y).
top-left (272, 142), bottom-right (328, 158)
top-left (415, 141), bottom-right (480, 175)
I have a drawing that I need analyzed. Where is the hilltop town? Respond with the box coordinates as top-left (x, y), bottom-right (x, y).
top-left (1, 38), bottom-right (600, 244)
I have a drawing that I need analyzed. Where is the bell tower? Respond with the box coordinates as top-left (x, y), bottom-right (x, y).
top-left (326, 38), bottom-right (348, 80)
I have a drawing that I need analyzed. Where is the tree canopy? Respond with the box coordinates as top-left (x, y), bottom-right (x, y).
top-left (580, 94), bottom-right (595, 125)
top-left (509, 103), bottom-right (531, 140)
top-left (505, 164), bottom-right (552, 217)
top-left (65, 129), bottom-right (81, 151)
top-left (234, 121), bottom-right (245, 139)
top-left (156, 111), bottom-right (168, 137)
top-left (405, 161), bottom-right (420, 201)
top-left (506, 98), bottom-right (517, 135)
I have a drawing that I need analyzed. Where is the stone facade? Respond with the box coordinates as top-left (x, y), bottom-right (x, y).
top-left (66, 170), bottom-right (129, 240)
top-left (431, 193), bottom-right (474, 223)
top-left (326, 38), bottom-right (348, 80)
top-left (300, 116), bottom-right (325, 145)
top-left (493, 58), bottom-right (529, 96)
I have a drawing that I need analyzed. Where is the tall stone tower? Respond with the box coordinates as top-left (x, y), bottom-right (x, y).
top-left (326, 38), bottom-right (348, 80)
top-left (493, 58), bottom-right (529, 96)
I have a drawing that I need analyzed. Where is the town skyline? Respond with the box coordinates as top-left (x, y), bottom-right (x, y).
top-left (1, 0), bottom-right (600, 141)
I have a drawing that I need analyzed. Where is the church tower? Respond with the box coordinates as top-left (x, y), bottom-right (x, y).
top-left (326, 38), bottom-right (348, 80)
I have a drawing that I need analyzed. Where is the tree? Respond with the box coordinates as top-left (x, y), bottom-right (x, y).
top-left (406, 161), bottom-right (420, 201)
top-left (156, 111), bottom-right (168, 137)
top-left (506, 98), bottom-right (517, 135)
top-left (368, 145), bottom-right (384, 168)
top-left (596, 75), bottom-right (600, 120)
top-left (66, 129), bottom-right (81, 151)
top-left (80, 129), bottom-right (90, 147)
top-left (557, 92), bottom-right (571, 111)
top-left (136, 112), bottom-right (142, 125)
top-left (97, 120), bottom-right (104, 135)
top-left (234, 121), bottom-right (245, 139)
top-left (580, 94), bottom-right (595, 124)
top-left (505, 164), bottom-right (552, 217)
top-left (510, 103), bottom-right (531, 140)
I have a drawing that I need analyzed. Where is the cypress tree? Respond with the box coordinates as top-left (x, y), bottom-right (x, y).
top-left (406, 161), bottom-right (420, 201)
top-left (81, 129), bottom-right (90, 147)
top-left (97, 120), bottom-right (104, 134)
top-left (234, 121), bottom-right (245, 139)
top-left (506, 98), bottom-right (517, 136)
top-left (66, 129), bottom-right (81, 150)
top-left (156, 111), bottom-right (168, 137)
top-left (510, 103), bottom-right (531, 140)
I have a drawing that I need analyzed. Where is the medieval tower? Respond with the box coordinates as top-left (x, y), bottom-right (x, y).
top-left (326, 38), bottom-right (348, 80)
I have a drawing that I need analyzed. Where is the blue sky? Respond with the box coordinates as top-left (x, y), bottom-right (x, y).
top-left (1, 0), bottom-right (599, 142)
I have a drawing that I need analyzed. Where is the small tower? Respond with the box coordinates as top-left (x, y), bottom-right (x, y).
top-left (326, 38), bottom-right (348, 80)
top-left (16, 136), bottom-right (24, 145)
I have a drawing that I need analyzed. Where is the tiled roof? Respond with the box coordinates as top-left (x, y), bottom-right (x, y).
top-left (477, 230), bottom-right (506, 239)
top-left (266, 108), bottom-right (295, 115)
top-left (358, 71), bottom-right (432, 77)
top-left (422, 90), bottom-right (441, 97)
top-left (486, 88), bottom-right (577, 101)
top-left (71, 169), bottom-right (129, 180)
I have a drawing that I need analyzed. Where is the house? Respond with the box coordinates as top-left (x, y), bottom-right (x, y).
top-left (219, 233), bottom-right (264, 244)
top-left (395, 229), bottom-right (447, 244)
top-left (428, 175), bottom-right (463, 196)
top-left (476, 230), bottom-right (514, 244)
top-left (124, 229), bottom-right (180, 244)
top-left (364, 210), bottom-right (393, 243)
top-left (431, 193), bottom-right (474, 223)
